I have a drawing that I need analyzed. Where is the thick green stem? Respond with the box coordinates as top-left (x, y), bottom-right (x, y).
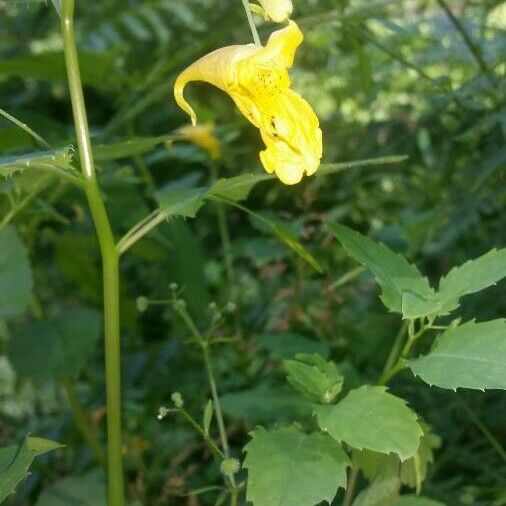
top-left (62, 379), bottom-right (107, 469)
top-left (61, 1), bottom-right (125, 504)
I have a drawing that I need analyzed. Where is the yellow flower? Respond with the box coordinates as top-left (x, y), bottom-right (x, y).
top-left (174, 21), bottom-right (322, 185)
top-left (251, 0), bottom-right (293, 23)
top-left (176, 123), bottom-right (221, 160)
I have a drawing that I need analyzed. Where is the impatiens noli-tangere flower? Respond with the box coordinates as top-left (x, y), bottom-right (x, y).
top-left (174, 21), bottom-right (322, 185)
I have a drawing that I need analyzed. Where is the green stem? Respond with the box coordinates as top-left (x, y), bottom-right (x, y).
top-left (0, 108), bottom-right (50, 148)
top-left (458, 398), bottom-right (506, 461)
top-left (241, 0), bottom-right (261, 45)
top-left (62, 379), bottom-right (107, 469)
top-left (61, 2), bottom-right (125, 505)
top-left (210, 163), bottom-right (241, 335)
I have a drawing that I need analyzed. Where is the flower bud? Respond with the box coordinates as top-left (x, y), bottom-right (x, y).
top-left (256, 0), bottom-right (293, 23)
top-left (171, 392), bottom-right (184, 408)
top-left (220, 458), bottom-right (241, 476)
top-left (136, 296), bottom-right (149, 313)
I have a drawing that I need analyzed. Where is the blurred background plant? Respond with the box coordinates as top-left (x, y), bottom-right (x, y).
top-left (0, 0), bottom-right (504, 505)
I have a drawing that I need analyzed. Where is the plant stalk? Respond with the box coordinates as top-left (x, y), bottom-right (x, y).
top-left (61, 1), bottom-right (125, 504)
top-left (241, 0), bottom-right (261, 45)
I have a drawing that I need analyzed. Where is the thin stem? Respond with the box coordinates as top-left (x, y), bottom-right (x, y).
top-left (380, 320), bottom-right (408, 380)
top-left (62, 379), bottom-right (107, 469)
top-left (241, 0), bottom-right (261, 45)
top-left (436, 0), bottom-right (496, 88)
top-left (0, 107), bottom-right (50, 148)
top-left (328, 266), bottom-right (366, 290)
top-left (458, 398), bottom-right (506, 461)
top-left (61, 2), bottom-right (125, 505)
top-left (178, 409), bottom-right (226, 459)
top-left (210, 163), bottom-right (241, 336)
top-left (9, 163), bottom-right (84, 186)
top-left (117, 211), bottom-right (165, 255)
top-left (0, 191), bottom-right (38, 232)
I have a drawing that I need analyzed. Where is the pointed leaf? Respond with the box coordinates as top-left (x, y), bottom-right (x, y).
top-left (438, 249), bottom-right (506, 314)
top-left (408, 319), bottom-right (506, 390)
top-left (315, 386), bottom-right (423, 460)
top-left (0, 437), bottom-right (63, 502)
top-left (243, 426), bottom-right (350, 506)
top-left (157, 188), bottom-right (206, 218)
top-left (327, 223), bottom-right (434, 315)
top-left (208, 174), bottom-right (273, 202)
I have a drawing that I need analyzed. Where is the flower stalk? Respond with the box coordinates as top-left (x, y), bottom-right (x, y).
top-left (61, 1), bottom-right (125, 504)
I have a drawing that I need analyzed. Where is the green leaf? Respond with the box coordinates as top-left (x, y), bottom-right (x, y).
top-left (35, 472), bottom-right (107, 506)
top-left (0, 147), bottom-right (74, 178)
top-left (0, 226), bottom-right (33, 319)
top-left (315, 386), bottom-right (423, 460)
top-left (207, 174), bottom-right (273, 202)
top-left (437, 248), bottom-right (506, 314)
top-left (284, 354), bottom-right (343, 403)
top-left (393, 497), bottom-right (445, 506)
top-left (243, 426), bottom-right (350, 506)
top-left (0, 51), bottom-right (119, 91)
top-left (327, 223), bottom-right (434, 316)
top-left (0, 436), bottom-right (63, 502)
top-left (93, 135), bottom-right (171, 161)
top-left (8, 308), bottom-right (102, 381)
top-left (157, 188), bottom-right (206, 219)
top-left (407, 319), bottom-right (506, 390)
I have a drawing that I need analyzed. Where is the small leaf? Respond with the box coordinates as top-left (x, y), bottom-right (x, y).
top-left (437, 248), bottom-right (506, 314)
top-left (203, 399), bottom-right (214, 437)
top-left (0, 226), bottom-right (33, 320)
top-left (284, 353), bottom-right (343, 403)
top-left (208, 174), bottom-right (273, 202)
top-left (0, 147), bottom-right (74, 178)
top-left (408, 319), bottom-right (506, 390)
top-left (315, 386), bottom-right (423, 460)
top-left (157, 188), bottom-right (206, 219)
top-left (0, 436), bottom-right (63, 502)
top-left (243, 426), bottom-right (350, 506)
top-left (328, 223), bottom-right (434, 315)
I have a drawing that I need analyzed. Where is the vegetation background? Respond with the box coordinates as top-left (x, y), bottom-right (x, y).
top-left (0, 0), bottom-right (504, 505)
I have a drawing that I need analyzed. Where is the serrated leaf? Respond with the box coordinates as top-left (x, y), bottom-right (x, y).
top-left (0, 226), bottom-right (33, 319)
top-left (315, 386), bottom-right (423, 460)
top-left (0, 147), bottom-right (74, 178)
top-left (8, 308), bottom-right (102, 381)
top-left (35, 472), bottom-right (106, 506)
top-left (157, 188), bottom-right (206, 219)
top-left (437, 248), bottom-right (506, 314)
top-left (243, 426), bottom-right (350, 506)
top-left (0, 436), bottom-right (63, 502)
top-left (284, 354), bottom-right (343, 403)
top-left (408, 319), bottom-right (506, 390)
top-left (208, 174), bottom-right (273, 202)
top-left (393, 497), bottom-right (445, 506)
top-left (328, 223), bottom-right (434, 315)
